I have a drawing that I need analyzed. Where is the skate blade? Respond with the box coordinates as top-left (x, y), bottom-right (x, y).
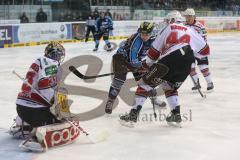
top-left (206, 89), bottom-right (214, 93)
top-left (167, 122), bottom-right (182, 128)
top-left (106, 49), bottom-right (113, 52)
top-left (119, 120), bottom-right (135, 128)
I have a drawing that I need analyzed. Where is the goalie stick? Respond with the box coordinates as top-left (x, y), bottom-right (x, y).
top-left (12, 70), bottom-right (108, 144)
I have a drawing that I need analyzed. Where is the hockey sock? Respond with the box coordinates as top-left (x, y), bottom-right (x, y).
top-left (199, 64), bottom-right (212, 84)
top-left (165, 90), bottom-right (179, 111)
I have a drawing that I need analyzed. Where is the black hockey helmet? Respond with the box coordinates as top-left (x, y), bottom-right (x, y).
top-left (44, 41), bottom-right (65, 63)
top-left (139, 22), bottom-right (154, 34)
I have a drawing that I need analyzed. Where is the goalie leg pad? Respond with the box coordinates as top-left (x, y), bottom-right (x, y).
top-left (38, 121), bottom-right (81, 148)
top-left (20, 121), bottom-right (81, 152)
top-left (142, 63), bottom-right (169, 87)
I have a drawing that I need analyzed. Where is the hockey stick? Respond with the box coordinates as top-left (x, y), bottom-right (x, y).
top-left (66, 120), bottom-right (109, 144)
top-left (12, 70), bottom-right (52, 106)
top-left (69, 65), bottom-right (115, 79)
top-left (13, 70), bottom-right (108, 144)
top-left (190, 75), bottom-right (206, 98)
top-left (150, 96), bottom-right (157, 120)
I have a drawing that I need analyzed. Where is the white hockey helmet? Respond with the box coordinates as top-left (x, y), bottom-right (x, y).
top-left (165, 10), bottom-right (185, 23)
top-left (183, 8), bottom-right (195, 16)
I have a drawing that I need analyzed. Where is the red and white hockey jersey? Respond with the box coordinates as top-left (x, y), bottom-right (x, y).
top-left (146, 22), bottom-right (209, 62)
top-left (16, 56), bottom-right (59, 108)
top-left (186, 20), bottom-right (207, 41)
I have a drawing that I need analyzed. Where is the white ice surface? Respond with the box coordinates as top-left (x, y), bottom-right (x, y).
top-left (0, 33), bottom-right (240, 160)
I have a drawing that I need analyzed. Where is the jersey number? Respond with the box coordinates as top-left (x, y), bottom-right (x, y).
top-left (166, 32), bottom-right (190, 44)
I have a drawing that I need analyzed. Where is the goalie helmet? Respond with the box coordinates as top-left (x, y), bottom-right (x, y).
top-left (165, 10), bottom-right (185, 24)
top-left (139, 22), bottom-right (154, 34)
top-left (44, 42), bottom-right (65, 63)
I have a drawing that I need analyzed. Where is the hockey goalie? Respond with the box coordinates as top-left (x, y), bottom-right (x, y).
top-left (8, 42), bottom-right (82, 152)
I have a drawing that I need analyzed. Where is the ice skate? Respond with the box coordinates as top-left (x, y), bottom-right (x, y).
top-left (119, 106), bottom-right (142, 128)
top-left (166, 106), bottom-right (182, 128)
top-left (105, 98), bottom-right (114, 114)
top-left (207, 82), bottom-right (214, 92)
top-left (93, 47), bottom-right (98, 51)
top-left (105, 43), bottom-right (112, 52)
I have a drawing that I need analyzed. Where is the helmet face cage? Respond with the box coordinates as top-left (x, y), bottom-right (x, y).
top-left (45, 42), bottom-right (65, 63)
top-left (139, 22), bottom-right (154, 35)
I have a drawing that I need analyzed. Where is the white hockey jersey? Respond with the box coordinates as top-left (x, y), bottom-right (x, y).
top-left (186, 20), bottom-right (207, 41)
top-left (146, 22), bottom-right (209, 62)
top-left (16, 56), bottom-right (59, 108)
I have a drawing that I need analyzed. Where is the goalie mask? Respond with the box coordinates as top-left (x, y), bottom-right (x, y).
top-left (45, 42), bottom-right (65, 63)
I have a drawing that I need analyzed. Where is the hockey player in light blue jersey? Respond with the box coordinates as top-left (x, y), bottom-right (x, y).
top-left (93, 12), bottom-right (113, 51)
top-left (105, 22), bottom-right (166, 114)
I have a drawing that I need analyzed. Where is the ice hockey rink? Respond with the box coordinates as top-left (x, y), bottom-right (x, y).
top-left (0, 33), bottom-right (240, 160)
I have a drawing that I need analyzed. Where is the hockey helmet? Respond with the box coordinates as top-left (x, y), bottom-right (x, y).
top-left (165, 10), bottom-right (185, 23)
top-left (139, 22), bottom-right (154, 35)
top-left (44, 42), bottom-right (65, 63)
top-left (183, 8), bottom-right (195, 16)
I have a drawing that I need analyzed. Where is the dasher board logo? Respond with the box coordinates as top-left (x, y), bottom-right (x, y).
top-left (12, 23), bottom-right (71, 43)
top-left (0, 26), bottom-right (13, 48)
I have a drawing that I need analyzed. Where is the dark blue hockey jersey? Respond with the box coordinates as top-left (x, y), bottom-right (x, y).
top-left (95, 16), bottom-right (113, 33)
top-left (117, 33), bottom-right (155, 68)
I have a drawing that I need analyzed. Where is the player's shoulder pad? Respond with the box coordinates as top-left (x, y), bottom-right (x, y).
top-left (194, 21), bottom-right (205, 28)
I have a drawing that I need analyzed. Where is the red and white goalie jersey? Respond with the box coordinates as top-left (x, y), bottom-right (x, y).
top-left (16, 56), bottom-right (59, 108)
top-left (147, 22), bottom-right (209, 62)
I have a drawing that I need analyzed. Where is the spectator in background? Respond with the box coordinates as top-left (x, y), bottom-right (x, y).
top-left (20, 12), bottom-right (29, 23)
top-left (93, 7), bottom-right (99, 18)
top-left (65, 11), bottom-right (73, 22)
top-left (36, 7), bottom-right (47, 22)
top-left (59, 12), bottom-right (65, 22)
top-left (105, 9), bottom-right (112, 19)
top-left (72, 12), bottom-right (83, 21)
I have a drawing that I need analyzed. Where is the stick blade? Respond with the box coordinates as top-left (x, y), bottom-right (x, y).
top-left (69, 65), bottom-right (77, 72)
top-left (69, 66), bottom-right (85, 79)
top-left (87, 130), bottom-right (110, 143)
